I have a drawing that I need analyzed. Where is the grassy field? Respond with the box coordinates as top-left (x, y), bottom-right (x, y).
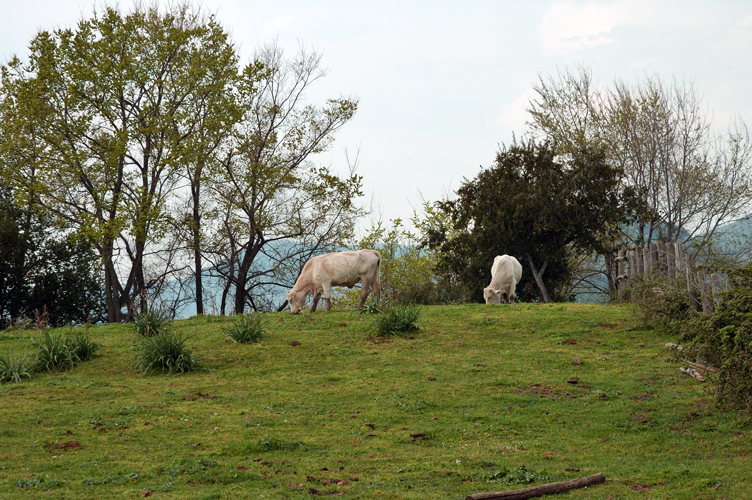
top-left (1, 303), bottom-right (750, 499)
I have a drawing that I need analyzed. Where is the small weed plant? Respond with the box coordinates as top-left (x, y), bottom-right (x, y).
top-left (224, 313), bottom-right (265, 343)
top-left (132, 303), bottom-right (172, 337)
top-left (134, 331), bottom-right (196, 374)
top-left (67, 331), bottom-right (100, 361)
top-left (0, 352), bottom-right (32, 383)
top-left (358, 295), bottom-right (385, 314)
top-left (373, 304), bottom-right (421, 337)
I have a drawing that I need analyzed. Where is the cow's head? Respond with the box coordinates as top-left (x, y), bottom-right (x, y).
top-left (483, 287), bottom-right (502, 304)
top-left (287, 289), bottom-right (306, 314)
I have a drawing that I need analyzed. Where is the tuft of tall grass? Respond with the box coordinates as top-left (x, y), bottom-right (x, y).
top-left (133, 331), bottom-right (197, 374)
top-left (358, 296), bottom-right (385, 314)
top-left (68, 332), bottom-right (100, 362)
top-left (224, 313), bottom-right (265, 344)
top-left (132, 305), bottom-right (172, 337)
top-left (372, 304), bottom-right (421, 337)
top-left (33, 331), bottom-right (76, 372)
top-left (0, 352), bottom-right (32, 383)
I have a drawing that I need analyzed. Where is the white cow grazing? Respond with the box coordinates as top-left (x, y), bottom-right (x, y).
top-left (287, 250), bottom-right (382, 314)
top-left (483, 255), bottom-right (522, 304)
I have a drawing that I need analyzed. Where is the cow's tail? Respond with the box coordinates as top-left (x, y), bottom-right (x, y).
top-left (372, 250), bottom-right (382, 296)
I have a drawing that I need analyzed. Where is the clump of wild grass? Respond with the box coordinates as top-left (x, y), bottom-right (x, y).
top-left (358, 296), bottom-right (385, 314)
top-left (132, 304), bottom-right (171, 337)
top-left (33, 331), bottom-right (76, 372)
top-left (68, 332), bottom-right (100, 362)
top-left (31, 330), bottom-right (100, 373)
top-left (0, 352), bottom-right (32, 383)
top-left (133, 331), bottom-right (196, 374)
top-left (373, 304), bottom-right (421, 337)
top-left (224, 313), bottom-right (265, 344)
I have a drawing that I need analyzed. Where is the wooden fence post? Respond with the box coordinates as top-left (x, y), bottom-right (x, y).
top-left (698, 270), bottom-right (712, 314)
top-left (666, 242), bottom-right (676, 279)
top-left (674, 243), bottom-right (684, 277)
top-left (657, 241), bottom-right (666, 276)
top-left (711, 273), bottom-right (722, 304)
top-left (635, 247), bottom-right (644, 278)
top-left (649, 243), bottom-right (658, 278)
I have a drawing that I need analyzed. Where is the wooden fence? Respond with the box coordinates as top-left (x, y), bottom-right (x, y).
top-left (614, 242), bottom-right (726, 313)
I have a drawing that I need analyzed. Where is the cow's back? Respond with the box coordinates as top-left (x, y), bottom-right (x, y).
top-left (490, 255), bottom-right (517, 289)
top-left (309, 250), bottom-right (379, 287)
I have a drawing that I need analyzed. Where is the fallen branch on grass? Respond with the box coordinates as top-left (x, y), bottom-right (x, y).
top-left (466, 472), bottom-right (606, 500)
top-left (686, 361), bottom-right (718, 373)
top-left (679, 367), bottom-right (706, 382)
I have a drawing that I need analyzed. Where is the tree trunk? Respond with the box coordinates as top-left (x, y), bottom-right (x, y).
top-left (526, 254), bottom-right (551, 303)
top-left (234, 240), bottom-right (261, 315)
top-left (191, 175), bottom-right (204, 316)
top-left (102, 248), bottom-right (122, 323)
top-left (194, 246), bottom-right (204, 316)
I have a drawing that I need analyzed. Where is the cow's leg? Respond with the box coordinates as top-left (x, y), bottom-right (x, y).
top-left (322, 282), bottom-right (333, 312)
top-left (357, 278), bottom-right (371, 309)
top-left (310, 290), bottom-right (322, 313)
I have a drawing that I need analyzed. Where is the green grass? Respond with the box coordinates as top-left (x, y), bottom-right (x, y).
top-left (0, 303), bottom-right (750, 499)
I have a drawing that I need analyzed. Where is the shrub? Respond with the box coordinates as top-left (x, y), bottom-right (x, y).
top-left (33, 331), bottom-right (76, 372)
top-left (134, 331), bottom-right (196, 374)
top-left (373, 304), bottom-right (421, 337)
top-left (224, 314), bottom-right (265, 344)
top-left (132, 304), bottom-right (171, 337)
top-left (67, 332), bottom-right (100, 362)
top-left (630, 276), bottom-right (696, 333)
top-left (0, 352), bottom-right (32, 383)
top-left (680, 264), bottom-right (752, 412)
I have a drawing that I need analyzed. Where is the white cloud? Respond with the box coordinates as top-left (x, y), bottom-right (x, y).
top-left (496, 87), bottom-right (537, 132)
top-left (263, 16), bottom-right (296, 37)
top-left (539, 0), bottom-right (654, 57)
top-left (742, 14), bottom-right (752, 27)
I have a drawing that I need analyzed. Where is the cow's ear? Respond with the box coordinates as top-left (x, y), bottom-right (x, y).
top-left (493, 290), bottom-right (501, 296)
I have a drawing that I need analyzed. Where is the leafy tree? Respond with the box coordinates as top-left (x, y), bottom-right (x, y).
top-left (0, 185), bottom-right (104, 327)
top-left (426, 140), bottom-right (638, 303)
top-left (0, 4), bottom-right (240, 322)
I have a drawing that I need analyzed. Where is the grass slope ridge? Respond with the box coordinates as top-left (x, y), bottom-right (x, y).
top-left (0, 304), bottom-right (750, 499)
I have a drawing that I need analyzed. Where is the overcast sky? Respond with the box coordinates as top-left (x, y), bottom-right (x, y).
top-left (2, 1), bottom-right (751, 230)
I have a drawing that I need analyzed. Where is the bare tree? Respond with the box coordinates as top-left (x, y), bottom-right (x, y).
top-left (528, 67), bottom-right (752, 251)
top-left (208, 42), bottom-right (364, 314)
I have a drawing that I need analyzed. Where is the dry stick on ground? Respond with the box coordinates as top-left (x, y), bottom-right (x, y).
top-left (680, 367), bottom-right (706, 382)
top-left (466, 473), bottom-right (606, 500)
top-left (686, 361), bottom-right (718, 373)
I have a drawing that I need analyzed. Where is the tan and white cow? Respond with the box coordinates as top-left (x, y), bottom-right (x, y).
top-left (483, 254), bottom-right (522, 304)
top-left (286, 250), bottom-right (382, 314)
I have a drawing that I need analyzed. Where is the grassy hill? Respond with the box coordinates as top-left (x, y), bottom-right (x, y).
top-left (1, 304), bottom-right (750, 499)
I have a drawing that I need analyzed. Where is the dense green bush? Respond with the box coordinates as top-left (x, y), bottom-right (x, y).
top-left (0, 352), bottom-right (32, 383)
top-left (629, 276), bottom-right (697, 333)
top-left (373, 304), bottom-right (421, 337)
top-left (133, 331), bottom-right (196, 374)
top-left (224, 313), bottom-right (265, 343)
top-left (680, 264), bottom-right (752, 412)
